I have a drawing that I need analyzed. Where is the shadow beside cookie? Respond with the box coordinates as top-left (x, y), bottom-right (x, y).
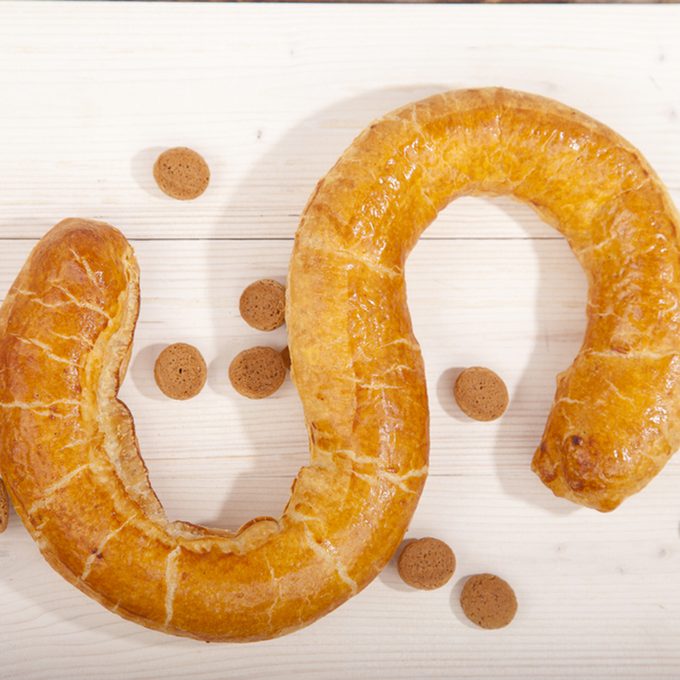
top-left (129, 343), bottom-right (168, 402)
top-left (130, 146), bottom-right (168, 200)
top-left (378, 538), bottom-right (420, 594)
top-left (436, 367), bottom-right (470, 424)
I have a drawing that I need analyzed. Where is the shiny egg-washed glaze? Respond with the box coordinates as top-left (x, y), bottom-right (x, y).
top-left (0, 89), bottom-right (679, 642)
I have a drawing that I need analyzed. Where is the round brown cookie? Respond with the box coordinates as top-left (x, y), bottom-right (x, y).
top-left (153, 147), bottom-right (210, 200)
top-left (460, 573), bottom-right (518, 629)
top-left (281, 346), bottom-right (291, 371)
top-left (397, 537), bottom-right (456, 590)
top-left (154, 343), bottom-right (207, 400)
top-left (454, 367), bottom-right (509, 421)
top-left (229, 346), bottom-right (286, 399)
top-left (239, 279), bottom-right (286, 331)
top-left (0, 478), bottom-right (9, 534)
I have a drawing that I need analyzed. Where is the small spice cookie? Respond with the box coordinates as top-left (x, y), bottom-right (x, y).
top-left (460, 573), bottom-right (518, 629)
top-left (397, 537), bottom-right (456, 590)
top-left (239, 279), bottom-right (286, 331)
top-left (154, 343), bottom-right (207, 400)
top-left (454, 367), bottom-right (509, 421)
top-left (0, 478), bottom-right (9, 533)
top-left (153, 147), bottom-right (210, 200)
top-left (281, 346), bottom-right (291, 371)
top-left (229, 346), bottom-right (286, 399)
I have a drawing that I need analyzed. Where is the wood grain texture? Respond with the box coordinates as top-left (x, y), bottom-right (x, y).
top-left (0, 3), bottom-right (678, 240)
top-left (0, 1), bottom-right (679, 678)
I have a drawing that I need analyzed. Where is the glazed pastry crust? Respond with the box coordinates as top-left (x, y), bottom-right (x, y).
top-left (0, 217), bottom-right (425, 642)
top-left (290, 87), bottom-right (680, 513)
top-left (1, 89), bottom-right (679, 642)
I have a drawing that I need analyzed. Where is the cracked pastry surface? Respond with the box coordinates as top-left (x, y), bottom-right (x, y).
top-left (1, 88), bottom-right (679, 642)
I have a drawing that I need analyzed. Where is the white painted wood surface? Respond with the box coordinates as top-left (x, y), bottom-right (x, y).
top-left (0, 2), bottom-right (679, 678)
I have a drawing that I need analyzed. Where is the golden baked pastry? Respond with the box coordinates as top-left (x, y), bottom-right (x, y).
top-left (289, 87), bottom-right (680, 513)
top-left (1, 89), bottom-right (679, 642)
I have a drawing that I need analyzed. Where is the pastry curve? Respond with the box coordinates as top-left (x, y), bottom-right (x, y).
top-left (1, 88), bottom-right (679, 642)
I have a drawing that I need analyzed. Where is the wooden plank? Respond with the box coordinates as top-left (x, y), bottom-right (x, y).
top-left (0, 3), bottom-right (677, 239)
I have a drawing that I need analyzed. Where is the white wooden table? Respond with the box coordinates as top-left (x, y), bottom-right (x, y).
top-left (1, 2), bottom-right (679, 678)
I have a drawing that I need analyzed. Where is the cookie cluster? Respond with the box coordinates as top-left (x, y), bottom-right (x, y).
top-left (149, 148), bottom-right (290, 401)
top-left (396, 536), bottom-right (517, 630)
top-left (151, 281), bottom-right (289, 400)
